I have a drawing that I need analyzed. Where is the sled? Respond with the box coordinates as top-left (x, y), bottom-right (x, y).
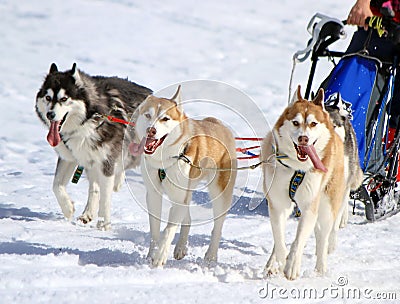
top-left (290, 12), bottom-right (400, 221)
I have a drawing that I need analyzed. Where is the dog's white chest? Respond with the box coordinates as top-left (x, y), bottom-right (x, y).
top-left (161, 162), bottom-right (192, 191)
top-left (59, 122), bottom-right (108, 167)
top-left (268, 165), bottom-right (322, 208)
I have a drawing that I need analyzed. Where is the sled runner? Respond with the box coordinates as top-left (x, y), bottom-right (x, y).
top-left (290, 12), bottom-right (400, 221)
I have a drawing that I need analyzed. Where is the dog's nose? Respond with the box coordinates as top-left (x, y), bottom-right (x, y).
top-left (146, 127), bottom-right (157, 137)
top-left (47, 111), bottom-right (56, 121)
top-left (298, 136), bottom-right (309, 145)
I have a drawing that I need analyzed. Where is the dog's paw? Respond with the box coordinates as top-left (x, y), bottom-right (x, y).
top-left (339, 215), bottom-right (348, 229)
top-left (96, 219), bottom-right (111, 231)
top-left (314, 264), bottom-right (328, 276)
top-left (284, 254), bottom-right (301, 280)
top-left (78, 214), bottom-right (92, 225)
top-left (173, 244), bottom-right (188, 260)
top-left (147, 241), bottom-right (158, 260)
top-left (60, 200), bottom-right (75, 221)
top-left (264, 261), bottom-right (285, 277)
top-left (152, 246), bottom-right (169, 267)
top-left (264, 263), bottom-right (280, 277)
top-left (339, 204), bottom-right (349, 228)
top-left (264, 253), bottom-right (285, 277)
top-left (204, 249), bottom-right (218, 263)
top-left (113, 173), bottom-right (124, 192)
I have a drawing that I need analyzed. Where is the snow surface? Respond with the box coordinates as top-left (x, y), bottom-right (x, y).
top-left (0, 0), bottom-right (399, 303)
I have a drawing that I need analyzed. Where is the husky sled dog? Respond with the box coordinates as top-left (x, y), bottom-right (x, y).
top-left (325, 93), bottom-right (363, 229)
top-left (35, 63), bottom-right (152, 230)
top-left (130, 86), bottom-right (237, 267)
top-left (261, 86), bottom-right (348, 280)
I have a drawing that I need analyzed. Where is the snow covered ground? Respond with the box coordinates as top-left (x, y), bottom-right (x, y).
top-left (0, 0), bottom-right (399, 303)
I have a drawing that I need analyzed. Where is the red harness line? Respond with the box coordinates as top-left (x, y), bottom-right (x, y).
top-left (237, 155), bottom-right (260, 160)
top-left (105, 115), bottom-right (135, 127)
top-left (235, 137), bottom-right (264, 141)
top-left (236, 145), bottom-right (260, 152)
top-left (235, 137), bottom-right (263, 160)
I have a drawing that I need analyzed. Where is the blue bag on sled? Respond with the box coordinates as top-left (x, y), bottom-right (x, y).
top-left (323, 54), bottom-right (384, 171)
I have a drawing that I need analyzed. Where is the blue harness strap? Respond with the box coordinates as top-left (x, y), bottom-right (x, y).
top-left (289, 170), bottom-right (305, 217)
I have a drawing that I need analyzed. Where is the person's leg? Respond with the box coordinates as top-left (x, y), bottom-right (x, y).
top-left (346, 28), bottom-right (397, 62)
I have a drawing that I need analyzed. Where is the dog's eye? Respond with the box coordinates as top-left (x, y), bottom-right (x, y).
top-left (160, 117), bottom-right (170, 122)
top-left (292, 121), bottom-right (300, 127)
top-left (45, 96), bottom-right (51, 101)
top-left (60, 97), bottom-right (68, 102)
top-left (145, 113), bottom-right (151, 119)
top-left (310, 122), bottom-right (318, 127)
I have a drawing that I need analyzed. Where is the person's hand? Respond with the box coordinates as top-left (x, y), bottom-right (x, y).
top-left (347, 0), bottom-right (373, 30)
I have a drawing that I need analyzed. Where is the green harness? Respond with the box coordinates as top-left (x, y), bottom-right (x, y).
top-left (71, 166), bottom-right (84, 184)
top-left (158, 168), bottom-right (167, 182)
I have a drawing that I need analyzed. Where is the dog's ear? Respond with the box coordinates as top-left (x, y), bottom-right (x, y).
top-left (336, 92), bottom-right (344, 112)
top-left (49, 63), bottom-right (58, 74)
top-left (312, 88), bottom-right (325, 110)
top-left (70, 63), bottom-right (84, 87)
top-left (171, 85), bottom-right (183, 111)
top-left (290, 85), bottom-right (302, 105)
top-left (171, 85), bottom-right (182, 103)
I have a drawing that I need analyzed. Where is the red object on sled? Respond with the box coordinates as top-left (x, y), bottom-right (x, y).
top-left (385, 127), bottom-right (400, 182)
top-left (371, 2), bottom-right (400, 23)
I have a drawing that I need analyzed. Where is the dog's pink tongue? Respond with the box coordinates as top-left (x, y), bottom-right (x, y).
top-left (47, 121), bottom-right (61, 147)
top-left (298, 145), bottom-right (327, 172)
top-left (129, 137), bottom-right (146, 156)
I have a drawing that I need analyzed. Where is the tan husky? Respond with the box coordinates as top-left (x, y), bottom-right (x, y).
top-left (261, 86), bottom-right (346, 279)
top-left (130, 86), bottom-right (237, 267)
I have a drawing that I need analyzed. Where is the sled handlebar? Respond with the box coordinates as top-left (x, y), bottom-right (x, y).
top-left (293, 12), bottom-right (400, 65)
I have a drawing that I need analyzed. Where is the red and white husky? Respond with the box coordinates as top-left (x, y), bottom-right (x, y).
top-left (131, 86), bottom-right (237, 267)
top-left (261, 86), bottom-right (346, 279)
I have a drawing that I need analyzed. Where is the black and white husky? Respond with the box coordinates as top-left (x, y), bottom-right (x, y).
top-left (35, 63), bottom-right (152, 230)
top-left (325, 92), bottom-right (363, 229)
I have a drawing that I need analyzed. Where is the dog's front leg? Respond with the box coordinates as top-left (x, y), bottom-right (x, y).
top-left (174, 201), bottom-right (191, 260)
top-left (141, 165), bottom-right (162, 260)
top-left (146, 188), bottom-right (162, 260)
top-left (265, 199), bottom-right (292, 275)
top-left (338, 186), bottom-right (350, 229)
top-left (284, 205), bottom-right (318, 280)
top-left (52, 157), bottom-right (77, 220)
top-left (113, 161), bottom-right (125, 192)
top-left (327, 190), bottom-right (348, 255)
top-left (152, 202), bottom-right (189, 267)
top-left (315, 195), bottom-right (335, 275)
top-left (79, 167), bottom-right (100, 225)
top-left (96, 171), bottom-right (115, 231)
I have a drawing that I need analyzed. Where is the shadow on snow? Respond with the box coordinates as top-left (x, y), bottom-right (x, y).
top-left (0, 203), bottom-right (60, 222)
